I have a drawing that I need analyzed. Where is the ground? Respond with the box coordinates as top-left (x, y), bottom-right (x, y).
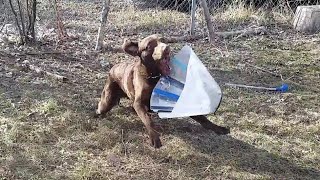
top-left (0, 0), bottom-right (320, 179)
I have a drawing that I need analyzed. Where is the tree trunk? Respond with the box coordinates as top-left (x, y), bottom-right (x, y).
top-left (199, 0), bottom-right (215, 43)
top-left (16, 0), bottom-right (28, 43)
top-left (8, 0), bottom-right (37, 44)
top-left (95, 0), bottom-right (111, 51)
top-left (293, 5), bottom-right (320, 34)
top-left (26, 0), bottom-right (37, 41)
top-left (8, 0), bottom-right (24, 44)
top-left (53, 0), bottom-right (68, 40)
top-left (30, 0), bottom-right (36, 40)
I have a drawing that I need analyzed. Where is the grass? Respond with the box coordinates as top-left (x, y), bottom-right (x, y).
top-left (1, 0), bottom-right (320, 179)
top-left (205, 1), bottom-right (295, 30)
top-left (216, 2), bottom-right (258, 25)
top-left (110, 6), bottom-right (190, 34)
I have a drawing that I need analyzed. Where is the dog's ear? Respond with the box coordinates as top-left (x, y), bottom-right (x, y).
top-left (139, 34), bottom-right (161, 52)
top-left (122, 39), bottom-right (139, 56)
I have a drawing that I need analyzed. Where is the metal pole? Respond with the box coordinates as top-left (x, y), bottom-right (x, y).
top-left (190, 0), bottom-right (196, 35)
top-left (199, 0), bottom-right (214, 43)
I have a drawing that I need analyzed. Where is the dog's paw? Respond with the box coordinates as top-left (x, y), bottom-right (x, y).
top-left (91, 109), bottom-right (99, 118)
top-left (214, 126), bottom-right (230, 135)
top-left (149, 132), bottom-right (162, 148)
top-left (93, 109), bottom-right (106, 119)
top-left (150, 137), bottom-right (162, 148)
top-left (93, 112), bottom-right (100, 118)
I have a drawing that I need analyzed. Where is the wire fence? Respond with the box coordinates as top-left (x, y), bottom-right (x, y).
top-left (109, 0), bottom-right (320, 38)
top-left (132, 0), bottom-right (320, 11)
top-left (1, 0), bottom-right (320, 44)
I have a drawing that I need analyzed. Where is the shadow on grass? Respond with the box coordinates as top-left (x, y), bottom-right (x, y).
top-left (1, 62), bottom-right (318, 179)
top-left (152, 117), bottom-right (319, 179)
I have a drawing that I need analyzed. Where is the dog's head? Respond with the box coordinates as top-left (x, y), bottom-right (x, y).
top-left (122, 34), bottom-right (171, 76)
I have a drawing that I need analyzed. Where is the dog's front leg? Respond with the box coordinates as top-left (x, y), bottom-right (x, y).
top-left (133, 99), bottom-right (162, 148)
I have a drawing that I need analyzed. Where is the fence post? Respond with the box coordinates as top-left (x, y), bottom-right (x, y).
top-left (190, 0), bottom-right (196, 35)
top-left (95, 0), bottom-right (111, 51)
top-left (199, 0), bottom-right (214, 43)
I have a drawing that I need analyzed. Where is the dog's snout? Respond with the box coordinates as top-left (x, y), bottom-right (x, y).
top-left (152, 43), bottom-right (170, 60)
top-left (159, 43), bottom-right (169, 53)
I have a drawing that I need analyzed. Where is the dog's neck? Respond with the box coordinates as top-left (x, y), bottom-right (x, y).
top-left (140, 60), bottom-right (161, 78)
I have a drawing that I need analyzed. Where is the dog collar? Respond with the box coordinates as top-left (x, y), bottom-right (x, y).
top-left (148, 75), bottom-right (161, 79)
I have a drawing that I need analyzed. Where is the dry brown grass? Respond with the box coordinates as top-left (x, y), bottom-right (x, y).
top-left (1, 0), bottom-right (320, 179)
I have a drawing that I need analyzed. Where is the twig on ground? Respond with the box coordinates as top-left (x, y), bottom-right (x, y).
top-left (216, 26), bottom-right (267, 39)
top-left (212, 47), bottom-right (224, 57)
top-left (24, 63), bottom-right (68, 82)
top-left (24, 51), bottom-right (67, 55)
top-left (161, 34), bottom-right (205, 43)
top-left (30, 65), bottom-right (67, 82)
top-left (163, 27), bottom-right (267, 43)
top-left (104, 46), bottom-right (123, 53)
top-left (286, 79), bottom-right (319, 93)
top-left (245, 63), bottom-right (284, 81)
top-left (19, 50), bottom-right (86, 56)
top-left (0, 24), bottom-right (5, 32)
top-left (244, 63), bottom-right (320, 92)
top-left (121, 129), bottom-right (127, 157)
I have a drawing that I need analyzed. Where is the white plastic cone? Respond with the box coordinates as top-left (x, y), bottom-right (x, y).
top-left (150, 45), bottom-right (222, 119)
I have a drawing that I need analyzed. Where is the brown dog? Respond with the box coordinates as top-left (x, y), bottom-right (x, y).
top-left (96, 34), bottom-right (229, 148)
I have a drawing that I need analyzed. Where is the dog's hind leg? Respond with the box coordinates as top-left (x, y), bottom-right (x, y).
top-left (96, 76), bottom-right (121, 115)
top-left (190, 115), bottom-right (230, 135)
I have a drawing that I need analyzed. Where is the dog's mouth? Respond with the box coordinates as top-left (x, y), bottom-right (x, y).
top-left (159, 57), bottom-right (171, 76)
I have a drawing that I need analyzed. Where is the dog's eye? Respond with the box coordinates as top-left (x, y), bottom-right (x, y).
top-left (147, 45), bottom-right (153, 51)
